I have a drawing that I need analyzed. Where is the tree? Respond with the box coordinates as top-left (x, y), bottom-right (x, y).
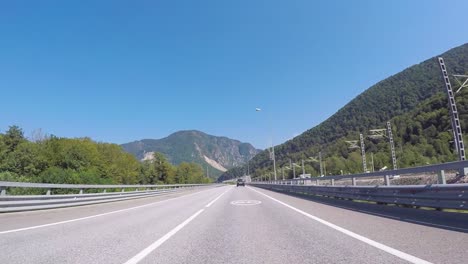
top-left (3, 125), bottom-right (26, 152)
top-left (144, 152), bottom-right (175, 184)
top-left (176, 162), bottom-right (205, 184)
top-left (96, 143), bottom-right (140, 184)
top-left (3, 141), bottom-right (47, 176)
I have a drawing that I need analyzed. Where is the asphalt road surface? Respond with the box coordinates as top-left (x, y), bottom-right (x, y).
top-left (1, 185), bottom-right (467, 264)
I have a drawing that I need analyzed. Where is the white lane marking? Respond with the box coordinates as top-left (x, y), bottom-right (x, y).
top-left (0, 187), bottom-right (220, 235)
top-left (230, 200), bottom-right (262, 206)
top-left (247, 187), bottom-right (432, 264)
top-left (123, 209), bottom-right (205, 264)
top-left (124, 187), bottom-right (228, 264)
top-left (205, 188), bottom-right (230, 208)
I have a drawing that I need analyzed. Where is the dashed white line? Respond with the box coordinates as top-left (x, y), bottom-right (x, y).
top-left (247, 187), bottom-right (433, 264)
top-left (205, 188), bottom-right (231, 208)
top-left (123, 209), bottom-right (205, 264)
top-left (123, 187), bottom-right (229, 264)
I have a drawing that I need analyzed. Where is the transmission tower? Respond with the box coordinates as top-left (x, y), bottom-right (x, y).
top-left (454, 74), bottom-right (468, 93)
top-left (345, 140), bottom-right (359, 149)
top-left (369, 124), bottom-right (398, 170)
top-left (368, 129), bottom-right (386, 139)
top-left (438, 57), bottom-right (466, 161)
top-left (360, 133), bottom-right (368, 173)
top-left (387, 121), bottom-right (398, 170)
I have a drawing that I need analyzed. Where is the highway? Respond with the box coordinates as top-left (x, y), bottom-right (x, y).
top-left (1, 185), bottom-right (467, 264)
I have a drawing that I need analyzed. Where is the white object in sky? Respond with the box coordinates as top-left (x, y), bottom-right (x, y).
top-left (255, 108), bottom-right (261, 111)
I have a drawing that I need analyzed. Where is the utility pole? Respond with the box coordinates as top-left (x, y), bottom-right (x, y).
top-left (319, 152), bottom-right (323, 176)
top-left (292, 163), bottom-right (296, 178)
top-left (289, 159), bottom-right (292, 178)
top-left (282, 167), bottom-right (284, 180)
top-left (302, 159), bottom-right (305, 176)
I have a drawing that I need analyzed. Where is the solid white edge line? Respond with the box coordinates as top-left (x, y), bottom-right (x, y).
top-left (0, 187), bottom-right (215, 235)
top-left (123, 209), bottom-right (205, 264)
top-left (205, 187), bottom-right (231, 207)
top-left (123, 187), bottom-right (229, 264)
top-left (247, 187), bottom-right (433, 264)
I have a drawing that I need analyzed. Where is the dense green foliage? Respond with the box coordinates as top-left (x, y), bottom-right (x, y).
top-left (219, 43), bottom-right (468, 181)
top-left (0, 126), bottom-right (212, 185)
top-left (121, 130), bottom-right (260, 179)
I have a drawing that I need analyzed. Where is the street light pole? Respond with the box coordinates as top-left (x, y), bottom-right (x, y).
top-left (257, 107), bottom-right (277, 181)
top-left (272, 146), bottom-right (277, 181)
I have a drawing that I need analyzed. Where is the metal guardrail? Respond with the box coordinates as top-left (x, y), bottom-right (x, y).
top-left (0, 181), bottom-right (206, 192)
top-left (249, 161), bottom-right (468, 210)
top-left (250, 183), bottom-right (468, 210)
top-left (254, 160), bottom-right (468, 186)
top-left (0, 182), bottom-right (212, 213)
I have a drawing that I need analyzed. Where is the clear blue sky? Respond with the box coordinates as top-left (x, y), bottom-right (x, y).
top-left (1, 0), bottom-right (467, 149)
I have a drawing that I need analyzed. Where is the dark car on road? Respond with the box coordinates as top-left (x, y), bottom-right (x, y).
top-left (236, 178), bottom-right (245, 187)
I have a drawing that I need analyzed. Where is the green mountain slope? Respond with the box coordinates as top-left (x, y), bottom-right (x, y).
top-left (219, 43), bottom-right (468, 181)
top-left (121, 130), bottom-right (260, 179)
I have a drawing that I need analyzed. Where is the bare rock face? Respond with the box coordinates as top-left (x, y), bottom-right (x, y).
top-left (121, 130), bottom-right (260, 179)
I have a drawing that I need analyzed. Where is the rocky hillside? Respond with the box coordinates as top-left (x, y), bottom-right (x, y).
top-left (121, 130), bottom-right (260, 178)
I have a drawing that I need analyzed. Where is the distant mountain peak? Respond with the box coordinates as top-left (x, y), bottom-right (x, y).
top-left (121, 130), bottom-right (260, 179)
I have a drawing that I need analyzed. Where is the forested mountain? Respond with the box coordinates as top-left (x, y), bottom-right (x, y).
top-left (0, 126), bottom-right (212, 186)
top-left (121, 130), bottom-right (260, 179)
top-left (219, 43), bottom-right (468, 182)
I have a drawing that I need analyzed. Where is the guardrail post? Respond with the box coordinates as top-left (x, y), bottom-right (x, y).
top-left (121, 188), bottom-right (125, 192)
top-left (459, 167), bottom-right (468, 177)
top-left (384, 175), bottom-right (390, 186)
top-left (0, 187), bottom-right (6, 196)
top-left (79, 189), bottom-right (83, 195)
top-left (103, 189), bottom-right (107, 193)
top-left (352, 177), bottom-right (356, 186)
top-left (331, 179), bottom-right (335, 186)
top-left (438, 170), bottom-right (446, 185)
top-left (46, 189), bottom-right (51, 195)
top-left (316, 179), bottom-right (319, 185)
